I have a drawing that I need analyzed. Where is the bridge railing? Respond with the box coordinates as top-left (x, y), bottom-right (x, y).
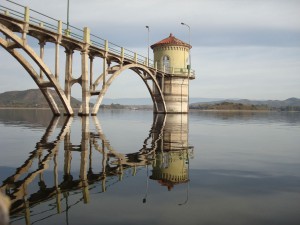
top-left (1, 0), bottom-right (193, 75)
top-left (155, 63), bottom-right (195, 77)
top-left (0, 2), bottom-right (24, 20)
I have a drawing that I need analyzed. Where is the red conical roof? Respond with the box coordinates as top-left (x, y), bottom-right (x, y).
top-left (151, 33), bottom-right (191, 49)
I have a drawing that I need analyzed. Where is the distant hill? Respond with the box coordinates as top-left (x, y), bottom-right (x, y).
top-left (190, 98), bottom-right (300, 111)
top-left (1, 89), bottom-right (299, 111)
top-left (97, 97), bottom-right (224, 105)
top-left (0, 89), bottom-right (82, 108)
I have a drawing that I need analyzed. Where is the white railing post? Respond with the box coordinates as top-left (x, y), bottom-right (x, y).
top-left (134, 53), bottom-right (137, 63)
top-left (121, 47), bottom-right (124, 58)
top-left (83, 27), bottom-right (90, 44)
top-left (58, 20), bottom-right (62, 34)
top-left (105, 40), bottom-right (108, 52)
top-left (24, 7), bottom-right (30, 23)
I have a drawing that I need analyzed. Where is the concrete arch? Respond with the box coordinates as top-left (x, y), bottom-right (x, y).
top-left (0, 23), bottom-right (74, 115)
top-left (91, 64), bottom-right (167, 115)
top-left (0, 37), bottom-right (61, 115)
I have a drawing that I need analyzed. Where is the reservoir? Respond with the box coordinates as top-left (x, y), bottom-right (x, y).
top-left (0, 109), bottom-right (299, 225)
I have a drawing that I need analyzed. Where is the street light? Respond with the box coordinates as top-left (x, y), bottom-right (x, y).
top-left (181, 22), bottom-right (191, 113)
top-left (66, 0), bottom-right (70, 35)
top-left (180, 22), bottom-right (191, 72)
top-left (145, 25), bottom-right (150, 66)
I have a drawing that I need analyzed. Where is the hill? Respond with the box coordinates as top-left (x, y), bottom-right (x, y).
top-left (190, 98), bottom-right (300, 111)
top-left (99, 97), bottom-right (224, 105)
top-left (0, 89), bottom-right (82, 108)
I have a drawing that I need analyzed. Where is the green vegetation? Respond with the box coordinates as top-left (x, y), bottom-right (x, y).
top-left (190, 101), bottom-right (300, 111)
top-left (190, 102), bottom-right (269, 111)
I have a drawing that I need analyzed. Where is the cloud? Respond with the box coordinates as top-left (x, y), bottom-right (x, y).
top-left (1, 0), bottom-right (300, 100)
top-left (10, 0), bottom-right (300, 47)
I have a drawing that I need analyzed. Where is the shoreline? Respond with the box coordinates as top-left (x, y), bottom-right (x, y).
top-left (0, 107), bottom-right (299, 113)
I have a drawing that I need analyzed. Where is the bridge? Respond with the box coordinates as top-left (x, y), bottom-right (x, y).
top-left (0, 0), bottom-right (195, 116)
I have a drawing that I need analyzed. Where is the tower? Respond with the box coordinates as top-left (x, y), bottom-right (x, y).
top-left (151, 33), bottom-right (194, 114)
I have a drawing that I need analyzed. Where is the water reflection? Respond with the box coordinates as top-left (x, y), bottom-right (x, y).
top-left (0, 114), bottom-right (193, 224)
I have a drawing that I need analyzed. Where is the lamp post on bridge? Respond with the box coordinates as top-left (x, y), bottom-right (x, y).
top-left (66, 0), bottom-right (70, 35)
top-left (181, 22), bottom-right (191, 113)
top-left (146, 25), bottom-right (150, 66)
top-left (180, 22), bottom-right (191, 73)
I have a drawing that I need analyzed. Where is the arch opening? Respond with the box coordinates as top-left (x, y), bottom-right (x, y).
top-left (91, 64), bottom-right (166, 116)
top-left (0, 24), bottom-right (73, 115)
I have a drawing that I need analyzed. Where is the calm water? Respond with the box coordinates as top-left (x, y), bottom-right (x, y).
top-left (0, 109), bottom-right (299, 225)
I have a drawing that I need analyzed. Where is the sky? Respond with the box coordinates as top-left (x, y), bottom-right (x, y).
top-left (0, 0), bottom-right (300, 100)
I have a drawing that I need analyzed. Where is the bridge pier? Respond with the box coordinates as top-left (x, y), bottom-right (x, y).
top-left (64, 48), bottom-right (73, 103)
top-left (79, 49), bottom-right (90, 116)
top-left (39, 41), bottom-right (45, 79)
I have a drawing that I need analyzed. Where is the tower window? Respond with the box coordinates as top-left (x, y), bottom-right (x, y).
top-left (163, 55), bottom-right (170, 72)
top-left (163, 55), bottom-right (170, 67)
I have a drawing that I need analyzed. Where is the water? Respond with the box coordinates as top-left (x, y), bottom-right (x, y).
top-left (0, 109), bottom-right (299, 225)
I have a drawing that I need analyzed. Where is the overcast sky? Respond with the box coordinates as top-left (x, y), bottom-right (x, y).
top-left (1, 0), bottom-right (300, 100)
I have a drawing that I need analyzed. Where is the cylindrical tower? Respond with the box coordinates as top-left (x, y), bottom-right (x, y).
top-left (151, 33), bottom-right (194, 114)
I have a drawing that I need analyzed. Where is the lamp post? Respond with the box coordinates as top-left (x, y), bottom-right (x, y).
top-left (180, 22), bottom-right (191, 73)
top-left (66, 0), bottom-right (70, 35)
top-left (145, 25), bottom-right (150, 66)
top-left (181, 22), bottom-right (191, 112)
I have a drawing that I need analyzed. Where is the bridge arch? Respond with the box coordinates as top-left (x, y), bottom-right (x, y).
top-left (91, 64), bottom-right (167, 115)
top-left (0, 23), bottom-right (74, 115)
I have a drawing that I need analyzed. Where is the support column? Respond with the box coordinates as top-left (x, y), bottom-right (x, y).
top-left (102, 57), bottom-right (107, 87)
top-left (39, 41), bottom-right (45, 79)
top-left (55, 43), bottom-right (60, 80)
top-left (64, 48), bottom-right (73, 101)
top-left (55, 20), bottom-right (62, 80)
top-left (79, 27), bottom-right (90, 116)
top-left (89, 55), bottom-right (94, 90)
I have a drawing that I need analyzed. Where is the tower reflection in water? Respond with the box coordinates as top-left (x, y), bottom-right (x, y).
top-left (0, 114), bottom-right (193, 224)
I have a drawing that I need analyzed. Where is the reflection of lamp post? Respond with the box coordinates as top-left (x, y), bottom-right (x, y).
top-left (178, 150), bottom-right (190, 206)
top-left (145, 25), bottom-right (150, 66)
top-left (143, 165), bottom-right (149, 203)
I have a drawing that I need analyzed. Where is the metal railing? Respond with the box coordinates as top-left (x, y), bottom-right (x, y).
top-left (0, 0), bottom-right (195, 76)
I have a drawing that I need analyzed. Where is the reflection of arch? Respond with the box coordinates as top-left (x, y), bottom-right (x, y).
top-left (0, 23), bottom-right (73, 115)
top-left (0, 113), bottom-right (167, 222)
top-left (91, 64), bottom-right (167, 115)
top-left (0, 116), bottom-right (73, 214)
top-left (91, 114), bottom-right (166, 167)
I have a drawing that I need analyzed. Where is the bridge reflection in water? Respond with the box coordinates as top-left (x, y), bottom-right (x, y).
top-left (0, 114), bottom-right (193, 224)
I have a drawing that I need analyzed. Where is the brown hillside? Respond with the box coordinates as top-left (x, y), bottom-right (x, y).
top-left (0, 89), bottom-right (82, 108)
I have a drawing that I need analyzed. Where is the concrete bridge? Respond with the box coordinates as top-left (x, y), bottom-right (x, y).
top-left (0, 1), bottom-right (195, 116)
